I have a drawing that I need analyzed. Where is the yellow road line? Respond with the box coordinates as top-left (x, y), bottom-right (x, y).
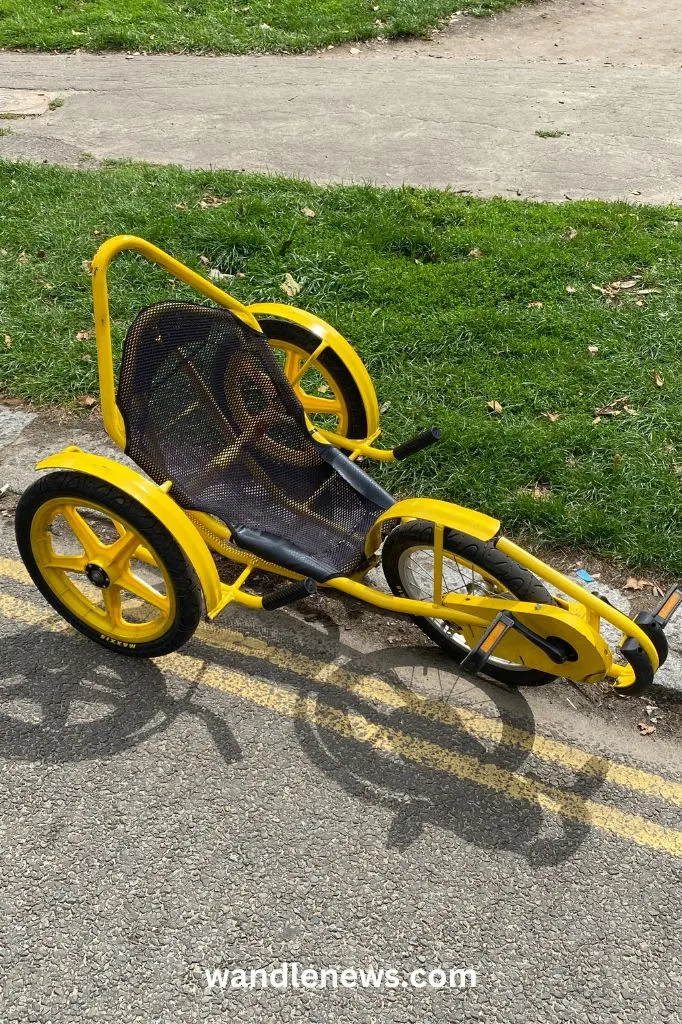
top-left (196, 621), bottom-right (682, 807)
top-left (1, 589), bottom-right (681, 857)
top-left (0, 557), bottom-right (31, 585)
top-left (2, 552), bottom-right (682, 808)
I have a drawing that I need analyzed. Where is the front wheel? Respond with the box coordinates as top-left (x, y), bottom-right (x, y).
top-left (15, 470), bottom-right (203, 658)
top-left (381, 520), bottom-right (558, 687)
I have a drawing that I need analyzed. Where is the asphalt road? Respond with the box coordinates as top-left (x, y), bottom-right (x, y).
top-left (1, 503), bottom-right (681, 1023)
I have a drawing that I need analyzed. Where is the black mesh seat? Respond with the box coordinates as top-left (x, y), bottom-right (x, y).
top-left (117, 302), bottom-right (393, 581)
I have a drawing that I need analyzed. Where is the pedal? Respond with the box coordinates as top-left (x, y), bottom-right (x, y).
top-left (460, 611), bottom-right (517, 674)
top-left (653, 584), bottom-right (682, 626)
top-left (461, 610), bottom-right (573, 675)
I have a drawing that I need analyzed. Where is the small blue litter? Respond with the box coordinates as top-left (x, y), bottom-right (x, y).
top-left (576, 569), bottom-right (594, 584)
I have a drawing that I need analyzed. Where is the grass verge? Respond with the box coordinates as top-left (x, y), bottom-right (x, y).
top-left (1, 160), bottom-right (681, 571)
top-left (0, 0), bottom-right (528, 54)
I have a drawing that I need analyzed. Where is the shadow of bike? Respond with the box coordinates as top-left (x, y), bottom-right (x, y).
top-left (192, 601), bottom-right (610, 868)
top-left (0, 625), bottom-right (241, 766)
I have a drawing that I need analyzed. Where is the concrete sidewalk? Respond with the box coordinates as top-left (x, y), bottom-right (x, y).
top-left (1, 0), bottom-right (681, 204)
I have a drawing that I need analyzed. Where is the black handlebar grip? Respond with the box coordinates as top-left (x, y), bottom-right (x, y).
top-left (262, 577), bottom-right (317, 611)
top-left (393, 426), bottom-right (442, 461)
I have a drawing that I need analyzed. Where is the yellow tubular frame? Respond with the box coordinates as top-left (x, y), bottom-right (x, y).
top-left (91, 235), bottom-right (263, 450)
top-left (496, 537), bottom-right (659, 673)
top-left (60, 234), bottom-right (657, 687)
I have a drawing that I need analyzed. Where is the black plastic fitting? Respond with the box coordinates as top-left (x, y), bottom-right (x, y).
top-left (262, 577), bottom-right (317, 611)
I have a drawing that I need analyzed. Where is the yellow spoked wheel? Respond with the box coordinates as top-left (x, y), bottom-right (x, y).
top-left (382, 520), bottom-right (558, 688)
top-left (15, 471), bottom-right (202, 657)
top-left (258, 317), bottom-right (370, 439)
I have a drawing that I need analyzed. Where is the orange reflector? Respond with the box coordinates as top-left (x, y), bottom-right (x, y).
top-left (658, 591), bottom-right (682, 621)
top-left (481, 620), bottom-right (509, 652)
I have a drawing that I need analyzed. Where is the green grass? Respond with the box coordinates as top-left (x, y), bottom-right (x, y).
top-left (0, 0), bottom-right (529, 54)
top-left (1, 160), bottom-right (682, 571)
top-left (535, 130), bottom-right (569, 139)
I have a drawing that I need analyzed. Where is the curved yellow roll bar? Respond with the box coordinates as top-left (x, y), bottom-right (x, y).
top-left (90, 234), bottom-right (263, 451)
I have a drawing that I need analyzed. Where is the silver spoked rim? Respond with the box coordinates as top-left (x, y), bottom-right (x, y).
top-left (397, 545), bottom-right (527, 671)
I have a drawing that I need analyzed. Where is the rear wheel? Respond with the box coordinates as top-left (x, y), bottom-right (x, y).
top-left (15, 471), bottom-right (202, 658)
top-left (382, 520), bottom-right (558, 687)
top-left (258, 317), bottom-right (370, 439)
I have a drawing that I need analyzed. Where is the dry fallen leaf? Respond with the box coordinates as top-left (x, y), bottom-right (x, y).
top-left (3, 334), bottom-right (12, 348)
top-left (623, 405), bottom-right (638, 416)
top-left (198, 195), bottom-right (228, 209)
top-left (379, 400), bottom-right (391, 414)
top-left (542, 411), bottom-right (560, 423)
top-left (78, 394), bottom-right (97, 408)
top-left (468, 247), bottom-right (484, 259)
top-left (318, 383), bottom-right (330, 395)
top-left (17, 251), bottom-right (29, 264)
top-left (563, 228), bottom-right (578, 240)
top-left (82, 259), bottom-right (92, 274)
top-left (350, 47), bottom-right (360, 55)
top-left (637, 722), bottom-right (656, 736)
top-left (199, 255), bottom-right (210, 266)
top-left (528, 301), bottom-right (544, 308)
top-left (174, 202), bottom-right (188, 211)
top-left (595, 396), bottom-right (629, 417)
top-left (208, 268), bottom-right (230, 282)
top-left (654, 370), bottom-right (664, 388)
top-left (614, 279), bottom-right (638, 290)
top-left (280, 273), bottom-right (302, 298)
top-left (301, 207), bottom-right (316, 219)
top-left (36, 277), bottom-right (53, 290)
top-left (588, 344), bottom-right (599, 354)
top-left (76, 330), bottom-right (91, 341)
top-left (487, 400), bottom-right (503, 415)
top-left (592, 416), bottom-right (602, 425)
top-left (531, 484), bottom-right (551, 500)
top-left (623, 577), bottom-right (655, 591)
top-left (565, 286), bottom-right (577, 294)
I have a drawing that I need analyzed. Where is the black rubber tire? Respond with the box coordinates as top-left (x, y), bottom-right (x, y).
top-left (381, 520), bottom-right (558, 687)
top-left (15, 470), bottom-right (203, 658)
top-left (257, 316), bottom-right (370, 439)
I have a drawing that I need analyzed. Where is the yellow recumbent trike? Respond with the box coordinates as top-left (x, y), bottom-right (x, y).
top-left (15, 236), bottom-right (681, 695)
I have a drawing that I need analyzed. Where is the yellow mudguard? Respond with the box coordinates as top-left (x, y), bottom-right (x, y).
top-left (365, 497), bottom-right (501, 556)
top-left (247, 301), bottom-right (381, 438)
top-left (35, 447), bottom-right (223, 617)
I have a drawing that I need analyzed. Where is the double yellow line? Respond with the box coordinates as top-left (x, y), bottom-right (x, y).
top-left (1, 555), bottom-right (681, 856)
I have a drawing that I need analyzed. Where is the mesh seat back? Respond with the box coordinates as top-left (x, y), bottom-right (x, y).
top-left (117, 302), bottom-right (385, 577)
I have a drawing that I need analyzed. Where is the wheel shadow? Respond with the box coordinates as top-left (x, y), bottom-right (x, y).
top-left (195, 600), bottom-right (611, 868)
top-left (0, 626), bottom-right (241, 766)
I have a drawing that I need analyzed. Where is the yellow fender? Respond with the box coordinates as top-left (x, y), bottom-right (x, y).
top-left (35, 448), bottom-right (223, 617)
top-left (365, 497), bottom-right (501, 557)
top-left (247, 302), bottom-right (381, 438)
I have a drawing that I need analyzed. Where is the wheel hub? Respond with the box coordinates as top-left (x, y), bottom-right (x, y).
top-left (85, 562), bottom-right (111, 589)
